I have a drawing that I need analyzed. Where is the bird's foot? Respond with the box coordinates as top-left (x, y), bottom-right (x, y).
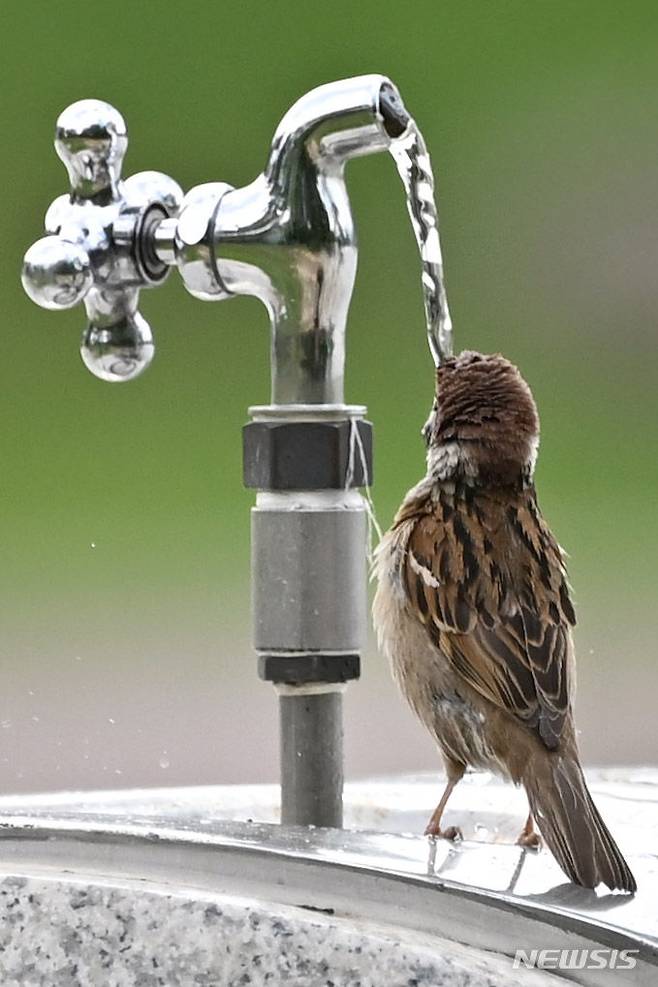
top-left (425, 823), bottom-right (463, 841)
top-left (516, 822), bottom-right (542, 850)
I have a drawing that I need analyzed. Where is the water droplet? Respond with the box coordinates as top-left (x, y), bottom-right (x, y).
top-left (90, 542), bottom-right (96, 549)
top-left (108, 717), bottom-right (116, 725)
top-left (114, 769), bottom-right (123, 776)
top-left (31, 716), bottom-right (40, 723)
top-left (28, 690), bottom-right (35, 696)
top-left (159, 756), bottom-right (170, 770)
top-left (1, 720), bottom-right (11, 730)
top-left (74, 656), bottom-right (82, 662)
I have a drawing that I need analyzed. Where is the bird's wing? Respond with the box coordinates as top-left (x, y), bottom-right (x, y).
top-left (398, 485), bottom-right (576, 749)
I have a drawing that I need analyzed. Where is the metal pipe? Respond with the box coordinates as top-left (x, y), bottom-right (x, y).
top-left (251, 483), bottom-right (367, 828)
top-left (278, 687), bottom-right (344, 827)
top-left (251, 489), bottom-right (367, 653)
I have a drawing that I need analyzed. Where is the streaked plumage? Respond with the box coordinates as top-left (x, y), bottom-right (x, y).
top-left (373, 351), bottom-right (636, 892)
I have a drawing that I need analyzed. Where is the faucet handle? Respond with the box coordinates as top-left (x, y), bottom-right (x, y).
top-left (22, 99), bottom-right (183, 381)
top-left (22, 234), bottom-right (93, 311)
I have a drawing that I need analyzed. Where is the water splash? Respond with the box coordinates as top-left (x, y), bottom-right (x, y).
top-left (390, 122), bottom-right (453, 366)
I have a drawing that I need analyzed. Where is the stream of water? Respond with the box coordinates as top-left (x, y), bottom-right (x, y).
top-left (390, 122), bottom-right (453, 366)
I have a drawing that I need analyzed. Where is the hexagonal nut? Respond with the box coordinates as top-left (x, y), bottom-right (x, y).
top-left (243, 419), bottom-right (373, 490)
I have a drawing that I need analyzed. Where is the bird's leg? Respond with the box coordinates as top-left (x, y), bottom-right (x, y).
top-left (516, 811), bottom-right (542, 849)
top-left (425, 765), bottom-right (465, 840)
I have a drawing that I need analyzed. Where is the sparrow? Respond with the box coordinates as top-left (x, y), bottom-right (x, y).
top-left (373, 350), bottom-right (636, 892)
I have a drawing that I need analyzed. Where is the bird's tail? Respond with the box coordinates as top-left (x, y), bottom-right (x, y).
top-left (523, 754), bottom-right (636, 892)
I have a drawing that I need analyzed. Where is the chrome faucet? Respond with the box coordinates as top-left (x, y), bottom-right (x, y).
top-left (23, 75), bottom-right (411, 403)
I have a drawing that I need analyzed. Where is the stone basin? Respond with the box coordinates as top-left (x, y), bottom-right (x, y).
top-left (0, 770), bottom-right (655, 986)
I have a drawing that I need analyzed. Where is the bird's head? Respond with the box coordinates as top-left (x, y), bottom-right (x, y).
top-left (422, 351), bottom-right (540, 486)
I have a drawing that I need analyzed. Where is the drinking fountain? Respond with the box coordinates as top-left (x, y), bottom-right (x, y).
top-left (22, 74), bottom-right (452, 830)
top-left (13, 76), bottom-right (657, 984)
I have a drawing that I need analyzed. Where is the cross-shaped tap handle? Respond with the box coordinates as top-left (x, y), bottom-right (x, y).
top-left (22, 100), bottom-right (183, 381)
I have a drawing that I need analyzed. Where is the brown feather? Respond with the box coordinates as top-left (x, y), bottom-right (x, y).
top-left (396, 483), bottom-right (573, 750)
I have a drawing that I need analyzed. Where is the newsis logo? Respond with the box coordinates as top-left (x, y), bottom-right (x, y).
top-left (513, 947), bottom-right (639, 971)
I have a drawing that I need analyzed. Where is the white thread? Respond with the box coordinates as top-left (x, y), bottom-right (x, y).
top-left (346, 418), bottom-right (383, 567)
top-left (344, 427), bottom-right (355, 490)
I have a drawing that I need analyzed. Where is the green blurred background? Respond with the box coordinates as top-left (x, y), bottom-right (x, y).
top-left (1, 0), bottom-right (656, 793)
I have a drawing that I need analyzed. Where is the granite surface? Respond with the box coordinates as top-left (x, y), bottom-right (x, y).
top-left (0, 874), bottom-right (560, 987)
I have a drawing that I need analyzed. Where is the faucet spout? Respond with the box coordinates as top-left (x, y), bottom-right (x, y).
top-left (266, 75), bottom-right (409, 184)
top-left (212, 75), bottom-right (411, 406)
